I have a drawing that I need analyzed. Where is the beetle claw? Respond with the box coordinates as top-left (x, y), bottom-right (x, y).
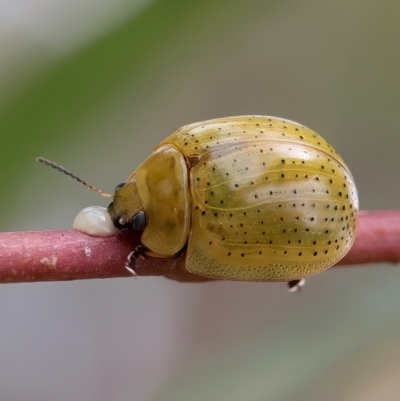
top-left (125, 264), bottom-right (139, 277)
top-left (125, 250), bottom-right (139, 277)
top-left (287, 279), bottom-right (305, 292)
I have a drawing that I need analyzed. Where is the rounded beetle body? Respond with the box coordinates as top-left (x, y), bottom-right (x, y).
top-left (108, 116), bottom-right (358, 282)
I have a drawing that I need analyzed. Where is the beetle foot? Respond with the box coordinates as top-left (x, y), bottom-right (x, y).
top-left (124, 246), bottom-right (148, 277)
top-left (125, 245), bottom-right (170, 276)
top-left (287, 279), bottom-right (305, 292)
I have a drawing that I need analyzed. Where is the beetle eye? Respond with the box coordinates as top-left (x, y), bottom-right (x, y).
top-left (131, 211), bottom-right (146, 232)
top-left (115, 182), bottom-right (126, 192)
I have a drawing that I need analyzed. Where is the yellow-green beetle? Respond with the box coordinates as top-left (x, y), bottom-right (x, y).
top-left (106, 116), bottom-right (358, 285)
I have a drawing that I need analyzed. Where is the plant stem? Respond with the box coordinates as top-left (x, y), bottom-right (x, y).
top-left (0, 210), bottom-right (399, 284)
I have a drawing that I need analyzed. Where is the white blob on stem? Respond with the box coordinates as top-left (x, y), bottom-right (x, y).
top-left (73, 206), bottom-right (117, 237)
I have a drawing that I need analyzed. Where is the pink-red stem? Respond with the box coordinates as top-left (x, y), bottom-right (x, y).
top-left (0, 210), bottom-right (399, 284)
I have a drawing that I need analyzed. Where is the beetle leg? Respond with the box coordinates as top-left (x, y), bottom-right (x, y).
top-left (125, 245), bottom-right (161, 276)
top-left (287, 279), bottom-right (306, 292)
top-left (125, 248), bottom-right (143, 276)
top-left (124, 245), bottom-right (185, 276)
top-left (124, 245), bottom-right (214, 282)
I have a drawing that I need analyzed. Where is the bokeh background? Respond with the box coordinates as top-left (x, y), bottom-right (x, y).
top-left (1, 1), bottom-right (400, 400)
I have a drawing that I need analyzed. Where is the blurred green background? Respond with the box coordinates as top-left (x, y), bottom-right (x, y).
top-left (1, 1), bottom-right (400, 400)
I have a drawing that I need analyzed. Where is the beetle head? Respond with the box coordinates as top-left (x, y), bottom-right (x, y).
top-left (108, 176), bottom-right (145, 231)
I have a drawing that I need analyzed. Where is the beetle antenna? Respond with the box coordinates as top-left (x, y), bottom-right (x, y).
top-left (36, 157), bottom-right (113, 199)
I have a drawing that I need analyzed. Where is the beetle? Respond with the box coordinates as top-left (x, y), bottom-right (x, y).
top-left (38, 116), bottom-right (358, 288)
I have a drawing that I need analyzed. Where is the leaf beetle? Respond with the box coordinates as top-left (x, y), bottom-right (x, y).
top-left (39, 116), bottom-right (358, 289)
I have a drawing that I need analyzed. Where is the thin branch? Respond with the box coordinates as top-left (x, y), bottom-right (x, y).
top-left (0, 210), bottom-right (399, 284)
